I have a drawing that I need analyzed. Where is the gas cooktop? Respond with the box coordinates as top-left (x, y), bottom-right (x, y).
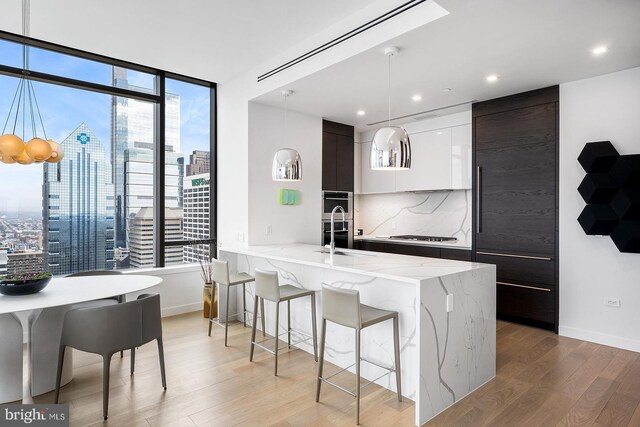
top-left (389, 235), bottom-right (458, 242)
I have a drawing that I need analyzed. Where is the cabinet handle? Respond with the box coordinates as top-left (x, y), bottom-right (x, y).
top-left (476, 251), bottom-right (552, 261)
top-left (476, 166), bottom-right (482, 233)
top-left (497, 281), bottom-right (551, 292)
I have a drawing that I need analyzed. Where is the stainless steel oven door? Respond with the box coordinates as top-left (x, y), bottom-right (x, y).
top-left (322, 191), bottom-right (353, 220)
top-left (321, 220), bottom-right (353, 249)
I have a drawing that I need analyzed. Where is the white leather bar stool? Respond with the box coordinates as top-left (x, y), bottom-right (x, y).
top-left (249, 269), bottom-right (318, 376)
top-left (315, 284), bottom-right (402, 425)
top-left (208, 259), bottom-right (264, 347)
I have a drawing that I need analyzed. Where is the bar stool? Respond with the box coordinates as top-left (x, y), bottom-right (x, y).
top-left (249, 269), bottom-right (318, 376)
top-left (208, 259), bottom-right (264, 347)
top-left (315, 284), bottom-right (402, 425)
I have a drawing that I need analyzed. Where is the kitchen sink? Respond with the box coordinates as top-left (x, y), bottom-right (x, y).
top-left (316, 249), bottom-right (373, 257)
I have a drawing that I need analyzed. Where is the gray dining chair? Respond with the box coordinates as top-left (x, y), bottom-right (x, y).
top-left (65, 270), bottom-right (125, 357)
top-left (54, 293), bottom-right (167, 420)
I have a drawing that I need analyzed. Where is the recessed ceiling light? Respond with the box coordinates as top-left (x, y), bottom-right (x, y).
top-left (412, 94), bottom-right (422, 102)
top-left (486, 75), bottom-right (499, 83)
top-left (592, 45), bottom-right (608, 55)
top-left (442, 88), bottom-right (452, 92)
top-left (357, 110), bottom-right (366, 116)
top-left (437, 131), bottom-right (443, 135)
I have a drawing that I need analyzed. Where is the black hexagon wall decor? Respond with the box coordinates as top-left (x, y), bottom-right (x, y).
top-left (578, 141), bottom-right (640, 253)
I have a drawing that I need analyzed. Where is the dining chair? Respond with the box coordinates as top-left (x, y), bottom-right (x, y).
top-left (54, 293), bottom-right (166, 420)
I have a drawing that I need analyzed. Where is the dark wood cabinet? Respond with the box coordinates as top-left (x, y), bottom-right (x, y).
top-left (473, 86), bottom-right (559, 332)
top-left (355, 240), bottom-right (471, 261)
top-left (322, 120), bottom-right (354, 191)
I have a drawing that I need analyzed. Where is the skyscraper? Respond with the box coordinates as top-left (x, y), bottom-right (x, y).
top-left (129, 207), bottom-right (183, 267)
top-left (186, 150), bottom-right (210, 176)
top-left (43, 124), bottom-right (115, 275)
top-left (182, 173), bottom-right (210, 263)
top-left (111, 67), bottom-right (181, 248)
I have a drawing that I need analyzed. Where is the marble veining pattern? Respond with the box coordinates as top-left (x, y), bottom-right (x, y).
top-left (354, 190), bottom-right (471, 246)
top-left (219, 245), bottom-right (495, 425)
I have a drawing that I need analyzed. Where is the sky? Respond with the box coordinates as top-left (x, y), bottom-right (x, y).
top-left (0, 39), bottom-right (211, 213)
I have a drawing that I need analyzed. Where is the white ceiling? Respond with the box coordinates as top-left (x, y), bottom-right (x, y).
top-left (253, 0), bottom-right (640, 131)
top-left (0, 0), bottom-right (375, 83)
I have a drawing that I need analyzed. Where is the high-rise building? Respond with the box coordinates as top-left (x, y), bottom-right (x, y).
top-left (0, 250), bottom-right (7, 276)
top-left (186, 150), bottom-right (210, 176)
top-left (111, 66), bottom-right (181, 248)
top-left (7, 252), bottom-right (43, 276)
top-left (43, 124), bottom-right (115, 275)
top-left (128, 207), bottom-right (183, 268)
top-left (182, 173), bottom-right (210, 263)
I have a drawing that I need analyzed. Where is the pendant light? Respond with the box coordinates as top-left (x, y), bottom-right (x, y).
top-left (0, 0), bottom-right (64, 165)
top-left (370, 47), bottom-right (411, 170)
top-left (272, 90), bottom-right (302, 181)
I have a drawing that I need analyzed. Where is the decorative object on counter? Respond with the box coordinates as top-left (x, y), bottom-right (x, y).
top-left (279, 188), bottom-right (300, 205)
top-left (0, 272), bottom-right (52, 295)
top-left (199, 259), bottom-right (218, 318)
top-left (577, 141), bottom-right (640, 253)
top-left (272, 90), bottom-right (302, 181)
top-left (0, 0), bottom-right (63, 166)
top-left (356, 228), bottom-right (363, 236)
top-left (370, 46), bottom-right (411, 171)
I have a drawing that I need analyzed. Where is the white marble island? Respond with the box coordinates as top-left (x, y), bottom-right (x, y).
top-left (219, 244), bottom-right (495, 426)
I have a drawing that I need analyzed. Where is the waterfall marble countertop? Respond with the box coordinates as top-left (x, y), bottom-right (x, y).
top-left (219, 243), bottom-right (490, 285)
top-left (355, 235), bottom-right (472, 250)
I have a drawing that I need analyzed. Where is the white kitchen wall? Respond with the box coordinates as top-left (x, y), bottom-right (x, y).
top-left (248, 102), bottom-right (322, 245)
top-left (355, 190), bottom-right (471, 246)
top-left (559, 66), bottom-right (640, 351)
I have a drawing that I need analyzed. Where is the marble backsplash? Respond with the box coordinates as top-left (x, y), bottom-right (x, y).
top-left (354, 190), bottom-right (471, 246)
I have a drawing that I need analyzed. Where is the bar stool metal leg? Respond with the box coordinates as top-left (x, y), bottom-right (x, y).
top-left (315, 318), bottom-right (326, 402)
top-left (311, 293), bottom-right (318, 361)
top-left (260, 298), bottom-right (266, 337)
top-left (393, 314), bottom-right (402, 401)
top-left (242, 283), bottom-right (247, 327)
top-left (224, 284), bottom-right (230, 347)
top-left (287, 300), bottom-right (291, 348)
top-left (250, 295), bottom-right (259, 361)
top-left (274, 302), bottom-right (280, 376)
top-left (355, 329), bottom-right (361, 425)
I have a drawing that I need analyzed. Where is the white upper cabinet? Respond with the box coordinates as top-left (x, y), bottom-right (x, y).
top-left (395, 129), bottom-right (452, 192)
top-left (451, 124), bottom-right (472, 189)
top-left (359, 141), bottom-right (396, 194)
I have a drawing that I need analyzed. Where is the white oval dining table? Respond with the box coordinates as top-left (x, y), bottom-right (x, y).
top-left (0, 274), bottom-right (162, 403)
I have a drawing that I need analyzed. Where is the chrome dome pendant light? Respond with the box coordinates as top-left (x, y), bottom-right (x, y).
top-left (272, 90), bottom-right (302, 181)
top-left (0, 0), bottom-right (63, 165)
top-left (370, 47), bottom-right (411, 170)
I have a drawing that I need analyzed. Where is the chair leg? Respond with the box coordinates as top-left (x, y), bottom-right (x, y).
top-left (393, 315), bottom-right (402, 402)
top-left (130, 347), bottom-right (135, 374)
top-left (356, 328), bottom-right (361, 425)
top-left (224, 284), bottom-right (230, 347)
top-left (260, 297), bottom-right (266, 337)
top-left (157, 337), bottom-right (167, 390)
top-left (54, 345), bottom-right (66, 404)
top-left (249, 296), bottom-right (259, 362)
top-left (208, 283), bottom-right (216, 337)
top-left (242, 283), bottom-right (247, 327)
top-left (274, 302), bottom-right (280, 376)
top-left (311, 293), bottom-right (318, 362)
top-left (287, 300), bottom-right (291, 349)
top-left (315, 319), bottom-right (326, 402)
top-left (102, 354), bottom-right (113, 421)
top-left (120, 350), bottom-right (124, 358)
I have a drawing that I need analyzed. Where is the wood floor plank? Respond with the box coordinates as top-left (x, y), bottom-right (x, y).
top-left (594, 391), bottom-right (639, 426)
top-left (555, 376), bottom-right (619, 427)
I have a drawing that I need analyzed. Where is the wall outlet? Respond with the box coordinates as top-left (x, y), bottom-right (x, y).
top-left (266, 225), bottom-right (272, 235)
top-left (237, 232), bottom-right (245, 242)
top-left (446, 294), bottom-right (454, 312)
top-left (605, 297), bottom-right (621, 308)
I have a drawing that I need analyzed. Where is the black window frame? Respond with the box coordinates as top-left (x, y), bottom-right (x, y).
top-left (0, 30), bottom-right (217, 269)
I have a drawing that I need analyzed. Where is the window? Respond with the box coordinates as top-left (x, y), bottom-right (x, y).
top-left (0, 34), bottom-right (216, 276)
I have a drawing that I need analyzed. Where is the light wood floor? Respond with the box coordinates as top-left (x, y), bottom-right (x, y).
top-left (35, 312), bottom-right (640, 426)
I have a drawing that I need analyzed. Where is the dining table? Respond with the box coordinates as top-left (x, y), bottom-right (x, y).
top-left (0, 274), bottom-right (162, 403)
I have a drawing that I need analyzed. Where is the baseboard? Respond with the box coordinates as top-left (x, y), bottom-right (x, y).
top-left (559, 325), bottom-right (640, 352)
top-left (161, 302), bottom-right (202, 318)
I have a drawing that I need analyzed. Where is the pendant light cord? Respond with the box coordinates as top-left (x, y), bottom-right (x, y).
top-left (387, 53), bottom-right (391, 127)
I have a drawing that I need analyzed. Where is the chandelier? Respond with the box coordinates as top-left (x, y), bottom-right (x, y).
top-left (0, 0), bottom-right (63, 165)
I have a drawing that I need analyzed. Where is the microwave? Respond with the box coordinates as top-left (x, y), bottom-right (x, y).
top-left (322, 191), bottom-right (353, 220)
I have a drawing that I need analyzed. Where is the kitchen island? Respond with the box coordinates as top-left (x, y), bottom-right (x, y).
top-left (218, 244), bottom-right (495, 426)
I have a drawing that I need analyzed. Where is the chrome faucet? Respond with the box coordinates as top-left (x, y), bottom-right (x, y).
top-left (327, 205), bottom-right (346, 257)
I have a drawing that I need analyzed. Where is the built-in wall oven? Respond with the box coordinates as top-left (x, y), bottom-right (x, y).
top-left (321, 191), bottom-right (353, 249)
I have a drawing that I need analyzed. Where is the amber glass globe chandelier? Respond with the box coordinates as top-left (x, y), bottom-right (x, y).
top-left (0, 0), bottom-right (63, 165)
